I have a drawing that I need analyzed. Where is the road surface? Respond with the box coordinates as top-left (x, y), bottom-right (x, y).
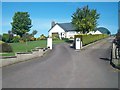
top-left (2, 37), bottom-right (118, 88)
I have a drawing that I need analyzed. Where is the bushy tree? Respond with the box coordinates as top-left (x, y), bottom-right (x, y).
top-left (31, 30), bottom-right (37, 37)
top-left (12, 35), bottom-right (20, 43)
top-left (2, 33), bottom-right (9, 43)
top-left (72, 5), bottom-right (100, 34)
top-left (11, 12), bottom-right (32, 37)
top-left (22, 33), bottom-right (30, 42)
top-left (8, 30), bottom-right (13, 43)
top-left (38, 34), bottom-right (46, 40)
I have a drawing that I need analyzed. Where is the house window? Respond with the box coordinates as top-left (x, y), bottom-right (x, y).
top-left (61, 33), bottom-right (62, 36)
top-left (61, 33), bottom-right (64, 37)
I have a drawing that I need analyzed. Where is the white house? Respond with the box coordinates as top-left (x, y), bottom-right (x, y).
top-left (48, 22), bottom-right (78, 39)
top-left (48, 22), bottom-right (110, 39)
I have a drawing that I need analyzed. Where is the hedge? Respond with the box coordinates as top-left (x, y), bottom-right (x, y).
top-left (75, 34), bottom-right (109, 46)
top-left (0, 42), bottom-right (13, 52)
top-left (116, 32), bottom-right (120, 46)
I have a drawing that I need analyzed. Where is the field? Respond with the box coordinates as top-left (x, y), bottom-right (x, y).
top-left (2, 40), bottom-right (65, 56)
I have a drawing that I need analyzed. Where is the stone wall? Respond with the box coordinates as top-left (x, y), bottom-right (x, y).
top-left (0, 48), bottom-right (48, 67)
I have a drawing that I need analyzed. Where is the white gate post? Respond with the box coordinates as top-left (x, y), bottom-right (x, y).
top-left (112, 43), bottom-right (116, 59)
top-left (47, 38), bottom-right (52, 50)
top-left (80, 41), bottom-right (83, 49)
top-left (75, 38), bottom-right (81, 50)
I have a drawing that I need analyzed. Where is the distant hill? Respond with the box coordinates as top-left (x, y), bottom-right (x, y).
top-left (95, 27), bottom-right (111, 35)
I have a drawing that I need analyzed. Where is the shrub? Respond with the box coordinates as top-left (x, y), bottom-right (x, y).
top-left (0, 41), bottom-right (4, 44)
top-left (2, 33), bottom-right (14, 43)
top-left (62, 38), bottom-right (69, 41)
top-left (70, 37), bottom-right (74, 39)
top-left (19, 39), bottom-right (25, 43)
top-left (0, 42), bottom-right (13, 52)
top-left (2, 34), bottom-right (9, 43)
top-left (37, 34), bottom-right (47, 40)
top-left (12, 36), bottom-right (20, 43)
top-left (29, 36), bottom-right (36, 41)
top-left (75, 34), bottom-right (108, 46)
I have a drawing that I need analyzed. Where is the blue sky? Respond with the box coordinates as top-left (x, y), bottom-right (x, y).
top-left (2, 2), bottom-right (118, 37)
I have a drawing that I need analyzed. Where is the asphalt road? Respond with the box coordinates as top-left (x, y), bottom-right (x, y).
top-left (2, 37), bottom-right (119, 88)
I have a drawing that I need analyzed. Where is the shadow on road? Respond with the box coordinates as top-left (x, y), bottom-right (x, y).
top-left (100, 58), bottom-right (110, 61)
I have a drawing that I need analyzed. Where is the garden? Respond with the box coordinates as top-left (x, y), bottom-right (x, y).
top-left (0, 39), bottom-right (65, 57)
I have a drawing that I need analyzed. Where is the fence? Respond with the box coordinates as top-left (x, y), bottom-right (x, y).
top-left (111, 40), bottom-right (120, 69)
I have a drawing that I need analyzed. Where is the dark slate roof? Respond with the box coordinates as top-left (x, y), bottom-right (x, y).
top-left (57, 23), bottom-right (76, 32)
top-left (49, 22), bottom-right (76, 32)
top-left (95, 27), bottom-right (111, 34)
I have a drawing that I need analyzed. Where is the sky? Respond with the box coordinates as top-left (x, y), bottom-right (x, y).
top-left (2, 2), bottom-right (119, 37)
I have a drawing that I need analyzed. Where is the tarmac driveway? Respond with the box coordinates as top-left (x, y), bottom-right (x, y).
top-left (2, 37), bottom-right (118, 88)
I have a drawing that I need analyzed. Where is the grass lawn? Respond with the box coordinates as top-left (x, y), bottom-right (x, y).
top-left (11, 40), bottom-right (47, 52)
top-left (1, 53), bottom-right (15, 56)
top-left (2, 40), bottom-right (65, 56)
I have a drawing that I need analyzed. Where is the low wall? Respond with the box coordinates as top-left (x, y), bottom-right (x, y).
top-left (0, 48), bottom-right (48, 67)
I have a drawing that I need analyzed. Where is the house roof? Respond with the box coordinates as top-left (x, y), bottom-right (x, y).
top-left (49, 22), bottom-right (111, 34)
top-left (57, 23), bottom-right (76, 32)
top-left (49, 22), bottom-right (76, 32)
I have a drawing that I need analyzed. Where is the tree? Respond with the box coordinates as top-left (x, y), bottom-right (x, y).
top-left (72, 5), bottom-right (100, 34)
top-left (31, 30), bottom-right (37, 36)
top-left (22, 33), bottom-right (30, 42)
top-left (0, 34), bottom-right (2, 41)
top-left (11, 12), bottom-right (32, 37)
top-left (8, 30), bottom-right (13, 43)
top-left (12, 35), bottom-right (20, 43)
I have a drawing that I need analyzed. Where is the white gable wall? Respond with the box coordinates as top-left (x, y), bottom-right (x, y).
top-left (88, 31), bottom-right (95, 35)
top-left (88, 30), bottom-right (102, 35)
top-left (49, 24), bottom-right (65, 39)
top-left (94, 30), bottom-right (102, 34)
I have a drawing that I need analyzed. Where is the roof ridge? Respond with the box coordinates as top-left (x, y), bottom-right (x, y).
top-left (57, 22), bottom-right (72, 24)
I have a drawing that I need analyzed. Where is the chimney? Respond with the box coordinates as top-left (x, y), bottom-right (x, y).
top-left (51, 21), bottom-right (55, 28)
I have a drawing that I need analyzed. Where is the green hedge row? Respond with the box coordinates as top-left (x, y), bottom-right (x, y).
top-left (75, 34), bottom-right (109, 46)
